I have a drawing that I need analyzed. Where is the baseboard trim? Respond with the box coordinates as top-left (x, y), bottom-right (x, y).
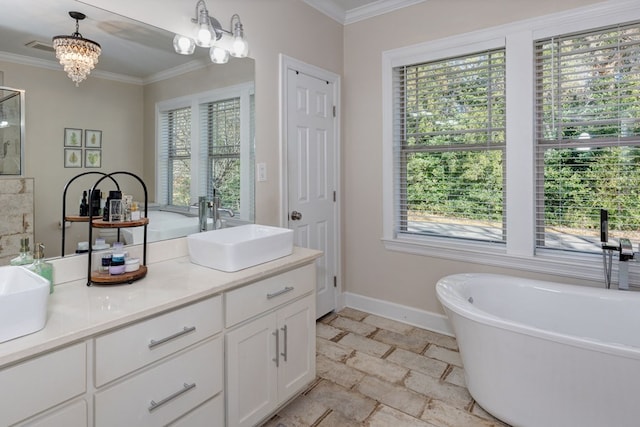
top-left (342, 292), bottom-right (454, 337)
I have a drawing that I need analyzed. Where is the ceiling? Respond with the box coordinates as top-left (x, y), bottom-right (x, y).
top-left (0, 0), bottom-right (419, 84)
top-left (0, 0), bottom-right (210, 83)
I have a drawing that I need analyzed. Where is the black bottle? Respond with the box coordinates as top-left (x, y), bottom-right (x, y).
top-left (79, 191), bottom-right (89, 216)
top-left (90, 189), bottom-right (101, 216)
top-left (103, 196), bottom-right (110, 221)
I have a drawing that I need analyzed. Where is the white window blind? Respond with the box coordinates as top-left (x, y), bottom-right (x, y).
top-left (393, 48), bottom-right (506, 244)
top-left (535, 22), bottom-right (640, 253)
top-left (158, 106), bottom-right (191, 206)
top-left (200, 97), bottom-right (242, 212)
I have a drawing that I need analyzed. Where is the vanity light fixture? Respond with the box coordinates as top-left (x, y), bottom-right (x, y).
top-left (173, 0), bottom-right (248, 64)
top-left (52, 12), bottom-right (102, 86)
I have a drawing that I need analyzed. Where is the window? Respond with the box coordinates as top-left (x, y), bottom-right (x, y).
top-left (383, 2), bottom-right (640, 279)
top-left (535, 22), bottom-right (640, 254)
top-left (157, 83), bottom-right (254, 221)
top-left (201, 97), bottom-right (246, 213)
top-left (393, 49), bottom-right (506, 244)
top-left (159, 106), bottom-right (191, 206)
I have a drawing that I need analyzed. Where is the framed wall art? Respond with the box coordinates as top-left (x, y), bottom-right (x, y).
top-left (85, 129), bottom-right (102, 148)
top-left (64, 148), bottom-right (82, 168)
top-left (64, 128), bottom-right (82, 147)
top-left (85, 149), bottom-right (101, 168)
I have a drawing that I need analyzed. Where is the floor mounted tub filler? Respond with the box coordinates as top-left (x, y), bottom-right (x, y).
top-left (436, 273), bottom-right (640, 427)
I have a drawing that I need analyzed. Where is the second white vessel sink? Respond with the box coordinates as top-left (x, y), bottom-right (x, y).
top-left (0, 266), bottom-right (50, 343)
top-left (187, 224), bottom-right (294, 272)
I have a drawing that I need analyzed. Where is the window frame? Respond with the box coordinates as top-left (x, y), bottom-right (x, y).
top-left (156, 82), bottom-right (254, 221)
top-left (393, 47), bottom-right (507, 246)
top-left (382, 0), bottom-right (640, 282)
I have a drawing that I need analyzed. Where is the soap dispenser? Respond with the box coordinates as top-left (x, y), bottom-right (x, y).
top-left (28, 243), bottom-right (54, 294)
top-left (10, 237), bottom-right (34, 266)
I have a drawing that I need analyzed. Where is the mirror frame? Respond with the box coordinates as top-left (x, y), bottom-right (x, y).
top-left (0, 86), bottom-right (25, 176)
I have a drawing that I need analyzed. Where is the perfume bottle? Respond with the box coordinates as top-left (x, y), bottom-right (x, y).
top-left (10, 237), bottom-right (33, 266)
top-left (28, 243), bottom-right (54, 294)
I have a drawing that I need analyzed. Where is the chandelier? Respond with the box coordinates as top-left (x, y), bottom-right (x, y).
top-left (172, 0), bottom-right (248, 64)
top-left (52, 12), bottom-right (101, 86)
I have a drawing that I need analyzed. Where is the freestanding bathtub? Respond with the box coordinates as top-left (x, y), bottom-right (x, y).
top-left (436, 273), bottom-right (640, 427)
top-left (119, 210), bottom-right (212, 245)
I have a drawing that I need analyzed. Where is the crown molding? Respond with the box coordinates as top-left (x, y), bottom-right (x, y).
top-left (0, 51), bottom-right (144, 85)
top-left (345, 0), bottom-right (426, 24)
top-left (303, 0), bottom-right (426, 25)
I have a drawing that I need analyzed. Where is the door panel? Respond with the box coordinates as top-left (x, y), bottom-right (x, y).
top-left (287, 69), bottom-right (336, 317)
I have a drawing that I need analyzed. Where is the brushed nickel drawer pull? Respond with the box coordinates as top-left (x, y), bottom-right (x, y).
top-left (267, 286), bottom-right (294, 300)
top-left (148, 382), bottom-right (196, 412)
top-left (273, 330), bottom-right (280, 367)
top-left (148, 326), bottom-right (196, 349)
top-left (281, 325), bottom-right (288, 362)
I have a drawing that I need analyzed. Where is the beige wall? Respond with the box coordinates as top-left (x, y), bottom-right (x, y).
top-left (0, 60), bottom-right (143, 256)
top-left (341, 0), bottom-right (605, 315)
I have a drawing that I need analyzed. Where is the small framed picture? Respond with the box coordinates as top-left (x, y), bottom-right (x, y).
top-left (85, 129), bottom-right (102, 148)
top-left (64, 148), bottom-right (82, 168)
top-left (64, 128), bottom-right (82, 147)
top-left (85, 149), bottom-right (102, 168)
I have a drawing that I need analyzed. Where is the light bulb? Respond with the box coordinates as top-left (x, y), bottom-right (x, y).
top-left (173, 34), bottom-right (195, 55)
top-left (231, 36), bottom-right (248, 58)
top-left (210, 46), bottom-right (229, 64)
top-left (195, 8), bottom-right (213, 47)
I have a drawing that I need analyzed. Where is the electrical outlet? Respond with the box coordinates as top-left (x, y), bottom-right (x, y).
top-left (257, 162), bottom-right (267, 182)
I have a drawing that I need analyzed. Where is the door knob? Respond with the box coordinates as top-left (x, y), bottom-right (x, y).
top-left (290, 210), bottom-right (302, 221)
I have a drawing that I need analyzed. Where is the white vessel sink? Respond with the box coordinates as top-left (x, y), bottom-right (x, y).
top-left (187, 224), bottom-right (294, 272)
top-left (0, 266), bottom-right (50, 343)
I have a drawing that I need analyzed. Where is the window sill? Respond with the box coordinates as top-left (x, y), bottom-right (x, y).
top-left (382, 235), bottom-right (639, 287)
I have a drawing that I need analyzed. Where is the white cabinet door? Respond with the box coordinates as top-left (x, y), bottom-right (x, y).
top-left (277, 294), bottom-right (315, 403)
top-left (226, 312), bottom-right (278, 427)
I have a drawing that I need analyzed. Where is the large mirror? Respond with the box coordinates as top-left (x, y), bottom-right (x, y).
top-left (0, 0), bottom-right (255, 259)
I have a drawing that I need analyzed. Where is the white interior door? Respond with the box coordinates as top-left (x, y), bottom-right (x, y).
top-left (285, 66), bottom-right (338, 318)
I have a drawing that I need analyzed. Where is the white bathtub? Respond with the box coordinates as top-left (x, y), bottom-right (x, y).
top-left (120, 210), bottom-right (211, 245)
top-left (436, 273), bottom-right (640, 427)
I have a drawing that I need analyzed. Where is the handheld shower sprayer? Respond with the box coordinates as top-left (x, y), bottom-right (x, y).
top-left (600, 209), bottom-right (608, 244)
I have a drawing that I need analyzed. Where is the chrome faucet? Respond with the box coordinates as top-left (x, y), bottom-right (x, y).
top-left (198, 193), bottom-right (235, 232)
top-left (211, 195), bottom-right (235, 229)
top-left (198, 196), bottom-right (208, 232)
top-left (600, 209), bottom-right (635, 290)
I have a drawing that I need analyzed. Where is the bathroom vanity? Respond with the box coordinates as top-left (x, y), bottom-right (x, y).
top-left (0, 238), bottom-right (321, 426)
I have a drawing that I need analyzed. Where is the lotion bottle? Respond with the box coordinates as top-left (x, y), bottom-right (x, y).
top-left (10, 237), bottom-right (33, 266)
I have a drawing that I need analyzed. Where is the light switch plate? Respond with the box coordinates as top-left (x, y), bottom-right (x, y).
top-left (257, 162), bottom-right (267, 182)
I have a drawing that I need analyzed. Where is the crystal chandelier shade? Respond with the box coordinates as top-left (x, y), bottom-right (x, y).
top-left (52, 12), bottom-right (101, 86)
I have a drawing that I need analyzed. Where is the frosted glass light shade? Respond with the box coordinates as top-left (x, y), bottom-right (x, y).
top-left (173, 34), bottom-right (195, 55)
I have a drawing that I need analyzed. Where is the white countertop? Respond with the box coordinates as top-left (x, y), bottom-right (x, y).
top-left (0, 246), bottom-right (322, 368)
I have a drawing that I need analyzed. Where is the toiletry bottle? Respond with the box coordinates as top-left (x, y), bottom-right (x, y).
top-left (10, 237), bottom-right (33, 266)
top-left (79, 190), bottom-right (89, 216)
top-left (28, 243), bottom-right (54, 294)
top-left (90, 189), bottom-right (101, 216)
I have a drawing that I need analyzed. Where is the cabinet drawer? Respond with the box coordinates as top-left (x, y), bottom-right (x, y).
top-left (225, 263), bottom-right (315, 327)
top-left (95, 296), bottom-right (222, 387)
top-left (0, 343), bottom-right (86, 426)
top-left (170, 394), bottom-right (224, 427)
top-left (95, 336), bottom-right (223, 427)
top-left (25, 399), bottom-right (87, 427)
